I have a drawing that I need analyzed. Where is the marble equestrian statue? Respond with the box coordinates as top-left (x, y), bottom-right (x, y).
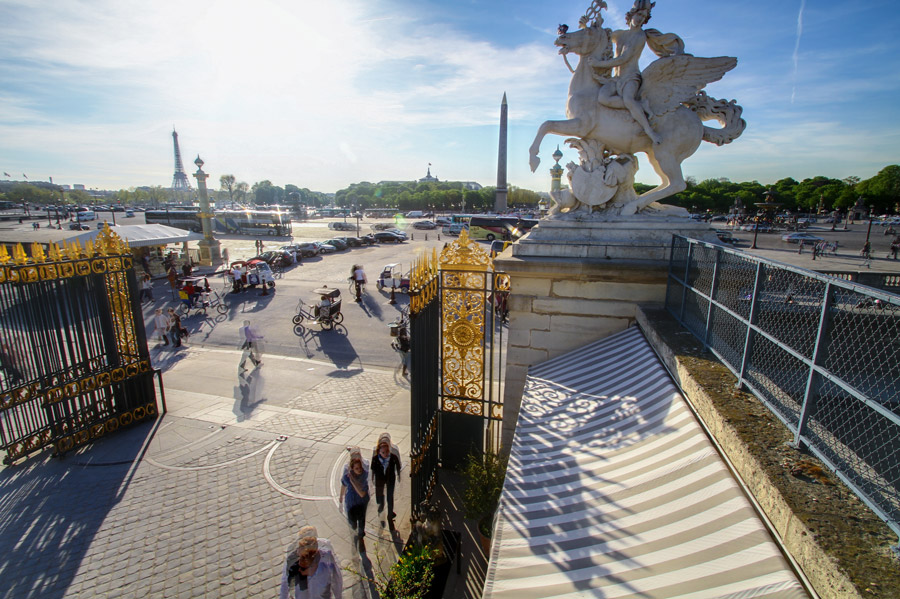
top-left (531, 0), bottom-right (746, 218)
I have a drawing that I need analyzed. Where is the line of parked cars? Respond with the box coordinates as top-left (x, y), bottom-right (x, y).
top-left (252, 229), bottom-right (409, 269)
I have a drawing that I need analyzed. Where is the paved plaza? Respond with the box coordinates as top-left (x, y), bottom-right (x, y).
top-left (1, 216), bottom-right (897, 599)
top-left (0, 346), bottom-right (421, 599)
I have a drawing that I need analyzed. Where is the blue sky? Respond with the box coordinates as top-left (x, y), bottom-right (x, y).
top-left (0, 0), bottom-right (898, 193)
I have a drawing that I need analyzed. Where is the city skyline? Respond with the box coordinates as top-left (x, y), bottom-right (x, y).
top-left (1, 0), bottom-right (897, 193)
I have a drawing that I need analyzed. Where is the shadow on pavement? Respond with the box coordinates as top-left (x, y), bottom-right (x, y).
top-left (292, 324), bottom-right (360, 369)
top-left (233, 367), bottom-right (267, 421)
top-left (0, 418), bottom-right (161, 599)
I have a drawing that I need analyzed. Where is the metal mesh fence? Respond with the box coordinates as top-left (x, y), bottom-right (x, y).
top-left (666, 236), bottom-right (900, 541)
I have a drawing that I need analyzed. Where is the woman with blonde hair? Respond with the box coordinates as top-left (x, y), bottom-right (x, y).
top-left (340, 447), bottom-right (370, 551)
top-left (278, 525), bottom-right (342, 599)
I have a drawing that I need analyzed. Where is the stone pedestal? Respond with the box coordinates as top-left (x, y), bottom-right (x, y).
top-left (493, 216), bottom-right (716, 450)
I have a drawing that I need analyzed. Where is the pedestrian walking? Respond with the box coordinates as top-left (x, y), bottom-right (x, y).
top-left (371, 432), bottom-right (402, 522)
top-left (890, 237), bottom-right (899, 260)
top-left (239, 320), bottom-right (264, 371)
top-left (340, 447), bottom-right (370, 551)
top-left (395, 327), bottom-right (411, 377)
top-left (797, 240), bottom-right (804, 254)
top-left (351, 264), bottom-right (367, 302)
top-left (139, 274), bottom-right (154, 303)
top-left (278, 526), bottom-right (342, 599)
top-left (153, 308), bottom-right (171, 346)
top-left (231, 263), bottom-right (245, 293)
top-left (169, 309), bottom-right (186, 347)
top-left (141, 253), bottom-right (151, 276)
top-left (0, 340), bottom-right (25, 385)
top-left (861, 240), bottom-right (872, 259)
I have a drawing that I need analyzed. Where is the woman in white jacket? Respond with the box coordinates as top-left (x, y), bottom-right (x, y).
top-left (279, 526), bottom-right (342, 599)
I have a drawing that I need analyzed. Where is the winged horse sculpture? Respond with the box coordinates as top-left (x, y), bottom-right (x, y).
top-left (529, 11), bottom-right (745, 216)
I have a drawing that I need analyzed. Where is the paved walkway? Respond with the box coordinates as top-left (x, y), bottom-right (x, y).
top-left (0, 345), bottom-right (444, 599)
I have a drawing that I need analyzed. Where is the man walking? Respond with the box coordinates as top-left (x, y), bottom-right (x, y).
top-left (239, 320), bottom-right (264, 372)
top-left (371, 432), bottom-right (402, 522)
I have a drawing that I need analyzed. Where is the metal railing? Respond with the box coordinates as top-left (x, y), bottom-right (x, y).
top-left (666, 235), bottom-right (900, 543)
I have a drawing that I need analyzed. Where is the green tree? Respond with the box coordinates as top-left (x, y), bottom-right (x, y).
top-left (857, 165), bottom-right (900, 213)
top-left (220, 174), bottom-right (236, 208)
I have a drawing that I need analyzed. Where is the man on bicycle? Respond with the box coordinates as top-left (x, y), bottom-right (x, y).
top-left (351, 264), bottom-right (367, 302)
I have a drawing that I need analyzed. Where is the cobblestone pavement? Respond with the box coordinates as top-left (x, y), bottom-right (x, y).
top-left (0, 347), bottom-right (414, 599)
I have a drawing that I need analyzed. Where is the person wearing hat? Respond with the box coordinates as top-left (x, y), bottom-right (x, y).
top-left (279, 525), bottom-right (342, 599)
top-left (340, 447), bottom-right (370, 551)
top-left (371, 432), bottom-right (402, 521)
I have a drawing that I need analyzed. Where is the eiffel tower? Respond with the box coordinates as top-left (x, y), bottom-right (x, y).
top-left (171, 127), bottom-right (192, 191)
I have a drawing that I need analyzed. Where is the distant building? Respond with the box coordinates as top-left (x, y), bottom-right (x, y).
top-left (73, 184), bottom-right (85, 191)
top-left (418, 165), bottom-right (439, 183)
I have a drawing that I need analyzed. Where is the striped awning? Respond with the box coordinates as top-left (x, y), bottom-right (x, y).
top-left (483, 326), bottom-right (809, 599)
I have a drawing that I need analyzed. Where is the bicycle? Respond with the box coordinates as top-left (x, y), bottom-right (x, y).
top-left (348, 277), bottom-right (366, 297)
top-left (175, 290), bottom-right (228, 318)
top-left (293, 295), bottom-right (344, 329)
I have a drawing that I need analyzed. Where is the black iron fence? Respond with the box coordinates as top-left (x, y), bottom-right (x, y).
top-left (0, 233), bottom-right (157, 464)
top-left (666, 235), bottom-right (900, 542)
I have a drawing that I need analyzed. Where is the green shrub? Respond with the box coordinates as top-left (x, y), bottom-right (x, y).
top-left (462, 449), bottom-right (507, 537)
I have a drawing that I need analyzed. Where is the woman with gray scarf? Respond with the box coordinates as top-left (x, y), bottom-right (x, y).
top-left (339, 447), bottom-right (370, 551)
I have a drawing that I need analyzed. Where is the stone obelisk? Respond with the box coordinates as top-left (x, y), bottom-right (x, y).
top-left (494, 92), bottom-right (508, 214)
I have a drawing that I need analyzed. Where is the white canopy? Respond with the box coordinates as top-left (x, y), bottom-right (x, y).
top-left (483, 326), bottom-right (809, 599)
top-left (67, 224), bottom-right (204, 248)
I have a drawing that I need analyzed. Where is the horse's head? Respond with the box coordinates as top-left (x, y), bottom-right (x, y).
top-left (554, 23), bottom-right (605, 58)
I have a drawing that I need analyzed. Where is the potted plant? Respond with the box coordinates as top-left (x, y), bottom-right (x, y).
top-left (461, 449), bottom-right (507, 553)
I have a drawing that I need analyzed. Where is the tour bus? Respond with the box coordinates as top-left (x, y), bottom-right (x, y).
top-left (76, 210), bottom-right (96, 222)
top-left (365, 209), bottom-right (400, 219)
top-left (318, 207), bottom-right (351, 218)
top-left (214, 209), bottom-right (292, 236)
top-left (467, 216), bottom-right (539, 241)
top-left (144, 209), bottom-right (202, 231)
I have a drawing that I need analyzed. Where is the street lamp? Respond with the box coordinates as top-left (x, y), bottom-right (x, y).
top-left (865, 205), bottom-right (873, 245)
top-left (751, 190), bottom-right (781, 250)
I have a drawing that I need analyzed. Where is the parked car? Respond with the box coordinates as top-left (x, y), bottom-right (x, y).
top-left (328, 221), bottom-right (357, 231)
top-left (434, 217), bottom-right (452, 226)
top-left (371, 223), bottom-right (397, 231)
top-left (441, 223), bottom-right (467, 236)
top-left (358, 234), bottom-right (377, 245)
top-left (314, 241), bottom-right (338, 254)
top-left (412, 220), bottom-right (436, 230)
top-left (249, 250), bottom-right (293, 268)
top-left (715, 230), bottom-right (739, 245)
top-left (68, 222), bottom-right (90, 230)
top-left (373, 231), bottom-right (405, 243)
top-left (280, 243), bottom-right (318, 258)
top-left (333, 236), bottom-right (364, 247)
top-left (384, 228), bottom-right (408, 239)
top-left (490, 239), bottom-right (512, 257)
top-left (781, 232), bottom-right (824, 244)
top-left (323, 238), bottom-right (349, 251)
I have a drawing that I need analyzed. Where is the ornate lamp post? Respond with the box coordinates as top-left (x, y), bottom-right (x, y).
top-left (193, 155), bottom-right (222, 266)
top-left (865, 205), bottom-right (873, 245)
top-left (550, 146), bottom-right (564, 195)
top-left (751, 190), bottom-right (781, 250)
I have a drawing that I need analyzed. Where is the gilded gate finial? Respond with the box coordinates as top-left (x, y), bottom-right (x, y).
top-left (12, 243), bottom-right (28, 265)
top-left (31, 243), bottom-right (46, 263)
top-left (0, 244), bottom-right (10, 265)
top-left (439, 228), bottom-right (492, 271)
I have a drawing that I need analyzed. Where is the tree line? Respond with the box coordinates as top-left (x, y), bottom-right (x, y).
top-left (2, 164), bottom-right (897, 215)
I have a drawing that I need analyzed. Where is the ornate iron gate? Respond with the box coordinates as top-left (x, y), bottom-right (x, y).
top-left (409, 232), bottom-right (506, 509)
top-left (0, 228), bottom-right (157, 464)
